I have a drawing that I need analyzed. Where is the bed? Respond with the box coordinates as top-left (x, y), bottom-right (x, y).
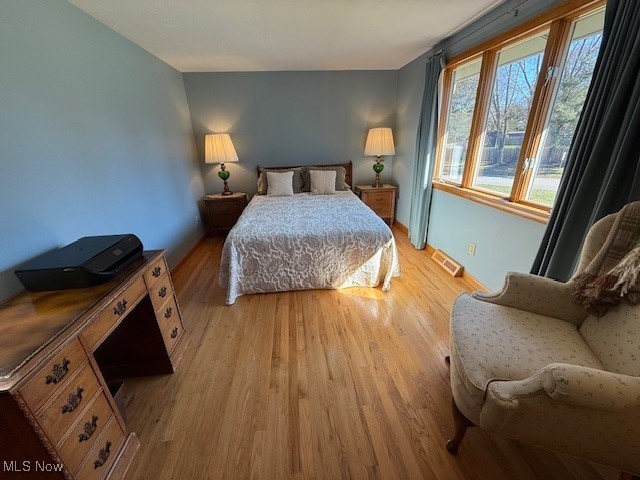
top-left (218, 162), bottom-right (400, 305)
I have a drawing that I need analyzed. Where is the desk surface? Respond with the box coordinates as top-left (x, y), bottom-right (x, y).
top-left (0, 250), bottom-right (163, 385)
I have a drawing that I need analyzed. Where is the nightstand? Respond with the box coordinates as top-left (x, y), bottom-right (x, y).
top-left (202, 192), bottom-right (248, 235)
top-left (354, 184), bottom-right (397, 226)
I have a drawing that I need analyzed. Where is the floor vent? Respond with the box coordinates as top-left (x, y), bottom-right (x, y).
top-left (431, 249), bottom-right (464, 277)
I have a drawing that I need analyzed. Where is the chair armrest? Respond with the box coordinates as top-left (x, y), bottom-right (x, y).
top-left (472, 272), bottom-right (588, 325)
top-left (487, 363), bottom-right (640, 412)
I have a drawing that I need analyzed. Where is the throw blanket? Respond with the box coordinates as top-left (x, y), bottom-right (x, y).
top-left (574, 201), bottom-right (640, 316)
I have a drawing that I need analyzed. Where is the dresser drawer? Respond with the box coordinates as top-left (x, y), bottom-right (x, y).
top-left (159, 299), bottom-right (183, 354)
top-left (149, 272), bottom-right (174, 312)
top-left (157, 295), bottom-right (179, 330)
top-left (20, 339), bottom-right (87, 413)
top-left (75, 415), bottom-right (125, 480)
top-left (36, 361), bottom-right (102, 443)
top-left (58, 392), bottom-right (114, 474)
top-left (143, 256), bottom-right (168, 288)
top-left (82, 276), bottom-right (147, 350)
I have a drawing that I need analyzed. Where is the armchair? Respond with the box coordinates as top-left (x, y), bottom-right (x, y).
top-left (446, 212), bottom-right (640, 478)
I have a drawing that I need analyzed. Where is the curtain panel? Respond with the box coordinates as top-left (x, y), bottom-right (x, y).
top-left (408, 54), bottom-right (444, 249)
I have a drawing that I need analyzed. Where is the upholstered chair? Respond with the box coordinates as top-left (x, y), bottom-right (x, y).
top-left (446, 212), bottom-right (640, 479)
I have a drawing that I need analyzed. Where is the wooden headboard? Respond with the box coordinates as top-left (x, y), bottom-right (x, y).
top-left (256, 162), bottom-right (353, 188)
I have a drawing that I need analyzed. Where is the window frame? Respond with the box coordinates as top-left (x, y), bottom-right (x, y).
top-left (433, 0), bottom-right (606, 223)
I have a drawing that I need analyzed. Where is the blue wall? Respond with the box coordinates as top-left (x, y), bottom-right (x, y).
top-left (428, 191), bottom-right (546, 290)
top-left (182, 71), bottom-right (398, 195)
top-left (393, 0), bottom-right (564, 289)
top-left (0, 1), bottom-right (205, 300)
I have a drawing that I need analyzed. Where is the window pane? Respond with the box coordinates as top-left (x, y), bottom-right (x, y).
top-left (526, 10), bottom-right (605, 206)
top-left (473, 31), bottom-right (549, 196)
top-left (438, 59), bottom-right (482, 183)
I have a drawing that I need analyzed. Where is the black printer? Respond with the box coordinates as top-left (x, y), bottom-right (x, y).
top-left (15, 234), bottom-right (143, 292)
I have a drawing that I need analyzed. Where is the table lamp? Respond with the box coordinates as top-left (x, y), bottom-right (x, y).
top-left (205, 133), bottom-right (239, 195)
top-left (364, 127), bottom-right (395, 188)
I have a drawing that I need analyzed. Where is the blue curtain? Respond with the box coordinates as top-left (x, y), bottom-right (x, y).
top-left (532, 0), bottom-right (640, 280)
top-left (409, 54), bottom-right (445, 249)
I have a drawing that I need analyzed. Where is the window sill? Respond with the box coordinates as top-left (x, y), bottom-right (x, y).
top-left (432, 181), bottom-right (549, 224)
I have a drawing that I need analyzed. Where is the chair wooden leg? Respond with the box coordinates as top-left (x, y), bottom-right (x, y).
top-left (445, 399), bottom-right (474, 454)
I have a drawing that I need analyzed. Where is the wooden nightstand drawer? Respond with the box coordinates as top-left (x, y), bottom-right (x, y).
top-left (75, 415), bottom-right (125, 479)
top-left (143, 256), bottom-right (168, 288)
top-left (370, 203), bottom-right (392, 217)
top-left (356, 185), bottom-right (397, 225)
top-left (20, 338), bottom-right (88, 413)
top-left (149, 272), bottom-right (174, 312)
top-left (82, 276), bottom-right (147, 350)
top-left (215, 213), bottom-right (242, 229)
top-left (58, 392), bottom-right (114, 474)
top-left (36, 361), bottom-right (102, 443)
top-left (362, 192), bottom-right (393, 215)
top-left (215, 201), bottom-right (244, 215)
top-left (203, 192), bottom-right (248, 235)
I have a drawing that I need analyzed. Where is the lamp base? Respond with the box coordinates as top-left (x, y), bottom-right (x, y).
top-left (372, 174), bottom-right (383, 188)
top-left (372, 156), bottom-right (384, 188)
top-left (221, 180), bottom-right (233, 196)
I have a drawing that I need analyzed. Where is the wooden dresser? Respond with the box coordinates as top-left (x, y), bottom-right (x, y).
top-left (0, 251), bottom-right (187, 480)
top-left (354, 184), bottom-right (397, 226)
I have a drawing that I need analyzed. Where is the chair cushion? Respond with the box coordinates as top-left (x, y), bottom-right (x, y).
top-left (580, 304), bottom-right (640, 376)
top-left (451, 294), bottom-right (603, 419)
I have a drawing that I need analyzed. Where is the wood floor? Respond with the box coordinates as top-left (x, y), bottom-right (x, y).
top-left (123, 228), bottom-right (618, 480)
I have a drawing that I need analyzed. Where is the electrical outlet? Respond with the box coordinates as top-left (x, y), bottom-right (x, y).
top-left (468, 243), bottom-right (476, 256)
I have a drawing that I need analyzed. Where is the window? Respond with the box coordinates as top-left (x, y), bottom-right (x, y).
top-left (434, 2), bottom-right (605, 221)
top-left (474, 30), bottom-right (548, 196)
top-left (526, 10), bottom-right (604, 206)
top-left (439, 58), bottom-right (482, 184)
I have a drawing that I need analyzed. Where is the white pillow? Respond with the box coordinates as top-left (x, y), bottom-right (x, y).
top-left (266, 171), bottom-right (294, 196)
top-left (310, 170), bottom-right (336, 195)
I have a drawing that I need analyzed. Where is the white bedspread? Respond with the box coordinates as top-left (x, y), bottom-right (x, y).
top-left (219, 191), bottom-right (400, 304)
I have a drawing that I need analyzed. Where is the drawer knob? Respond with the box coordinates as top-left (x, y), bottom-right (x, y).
top-left (113, 299), bottom-right (128, 316)
top-left (170, 327), bottom-right (179, 339)
top-left (93, 441), bottom-right (112, 469)
top-left (152, 266), bottom-right (162, 278)
top-left (45, 358), bottom-right (70, 385)
top-left (61, 387), bottom-right (84, 414)
top-left (158, 286), bottom-right (167, 298)
top-left (79, 415), bottom-right (98, 442)
top-left (164, 307), bottom-right (173, 319)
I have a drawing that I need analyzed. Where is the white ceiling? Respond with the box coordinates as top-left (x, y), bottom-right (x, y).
top-left (68, 0), bottom-right (505, 72)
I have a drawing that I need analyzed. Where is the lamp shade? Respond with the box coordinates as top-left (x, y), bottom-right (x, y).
top-left (364, 127), bottom-right (395, 156)
top-left (204, 133), bottom-right (239, 164)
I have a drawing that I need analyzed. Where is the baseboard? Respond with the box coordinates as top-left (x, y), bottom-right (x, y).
top-left (172, 235), bottom-right (206, 274)
top-left (394, 221), bottom-right (408, 235)
top-left (425, 244), bottom-right (487, 291)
